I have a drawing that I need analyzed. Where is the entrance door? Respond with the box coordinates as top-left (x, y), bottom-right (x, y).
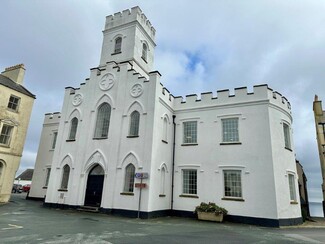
top-left (84, 164), bottom-right (105, 207)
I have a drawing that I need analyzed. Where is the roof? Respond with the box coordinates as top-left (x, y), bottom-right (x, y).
top-left (15, 169), bottom-right (34, 180)
top-left (0, 74), bottom-right (36, 98)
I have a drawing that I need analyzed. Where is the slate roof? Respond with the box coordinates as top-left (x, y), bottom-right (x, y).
top-left (0, 74), bottom-right (36, 98)
top-left (15, 169), bottom-right (34, 180)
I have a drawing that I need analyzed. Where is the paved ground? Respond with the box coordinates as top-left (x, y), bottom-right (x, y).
top-left (1, 193), bottom-right (325, 243)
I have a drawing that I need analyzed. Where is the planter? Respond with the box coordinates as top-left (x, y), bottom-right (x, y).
top-left (197, 212), bottom-right (224, 222)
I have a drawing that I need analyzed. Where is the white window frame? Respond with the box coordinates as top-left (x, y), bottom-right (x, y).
top-left (94, 103), bottom-right (111, 139)
top-left (142, 43), bottom-right (148, 61)
top-left (0, 124), bottom-right (14, 146)
top-left (68, 117), bottom-right (78, 140)
top-left (51, 131), bottom-right (58, 150)
top-left (222, 117), bottom-right (239, 143)
top-left (223, 169), bottom-right (243, 199)
top-left (162, 117), bottom-right (168, 143)
top-left (160, 167), bottom-right (166, 196)
top-left (123, 163), bottom-right (135, 193)
top-left (129, 111), bottom-right (140, 137)
top-left (60, 165), bottom-right (70, 190)
top-left (182, 169), bottom-right (197, 195)
top-left (288, 173), bottom-right (297, 202)
top-left (283, 122), bottom-right (291, 150)
top-left (44, 167), bottom-right (51, 187)
top-left (183, 121), bottom-right (198, 144)
top-left (7, 95), bottom-right (21, 112)
top-left (114, 37), bottom-right (122, 53)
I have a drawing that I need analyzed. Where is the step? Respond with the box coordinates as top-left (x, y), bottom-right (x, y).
top-left (77, 206), bottom-right (99, 213)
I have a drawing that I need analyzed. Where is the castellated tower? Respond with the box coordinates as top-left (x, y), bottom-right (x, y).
top-left (99, 6), bottom-right (156, 78)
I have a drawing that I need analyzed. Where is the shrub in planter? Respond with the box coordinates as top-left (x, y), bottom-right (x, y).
top-left (195, 202), bottom-right (228, 222)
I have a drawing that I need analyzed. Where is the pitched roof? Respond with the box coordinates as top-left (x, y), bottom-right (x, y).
top-left (0, 74), bottom-right (36, 98)
top-left (15, 169), bottom-right (34, 180)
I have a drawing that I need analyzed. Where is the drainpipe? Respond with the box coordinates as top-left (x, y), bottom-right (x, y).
top-left (171, 115), bottom-right (176, 211)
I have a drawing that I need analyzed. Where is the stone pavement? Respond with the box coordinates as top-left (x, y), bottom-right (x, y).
top-left (1, 193), bottom-right (325, 243)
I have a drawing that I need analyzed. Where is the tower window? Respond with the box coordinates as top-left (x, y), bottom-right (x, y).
top-left (114, 37), bottom-right (122, 53)
top-left (142, 43), bottom-right (148, 61)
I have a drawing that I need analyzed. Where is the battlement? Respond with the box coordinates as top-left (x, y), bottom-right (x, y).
top-left (4, 63), bottom-right (25, 72)
top-left (159, 84), bottom-right (291, 113)
top-left (105, 6), bottom-right (155, 40)
top-left (44, 112), bottom-right (61, 124)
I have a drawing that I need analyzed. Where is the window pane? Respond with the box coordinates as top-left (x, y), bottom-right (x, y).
top-left (45, 168), bottom-right (51, 187)
top-left (7, 95), bottom-right (20, 111)
top-left (288, 174), bottom-right (296, 201)
top-left (182, 169), bottom-right (197, 194)
top-left (129, 111), bottom-right (140, 136)
top-left (115, 37), bottom-right (122, 53)
top-left (61, 165), bottom-right (70, 189)
top-left (94, 103), bottom-right (111, 138)
top-left (183, 121), bottom-right (197, 144)
top-left (222, 118), bottom-right (239, 142)
top-left (68, 118), bottom-right (78, 140)
top-left (163, 118), bottom-right (168, 142)
top-left (283, 123), bottom-right (291, 149)
top-left (142, 43), bottom-right (147, 61)
top-left (0, 125), bottom-right (13, 145)
top-left (124, 164), bottom-right (135, 192)
top-left (52, 132), bottom-right (58, 149)
top-left (224, 170), bottom-right (242, 198)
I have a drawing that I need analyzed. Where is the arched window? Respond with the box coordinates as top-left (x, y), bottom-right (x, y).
top-left (114, 37), bottom-right (122, 53)
top-left (123, 163), bottom-right (135, 192)
top-left (94, 103), bottom-right (111, 138)
top-left (160, 167), bottom-right (166, 196)
top-left (68, 117), bottom-right (78, 140)
top-left (129, 111), bottom-right (140, 136)
top-left (162, 117), bottom-right (168, 142)
top-left (61, 165), bottom-right (70, 190)
top-left (142, 43), bottom-right (148, 61)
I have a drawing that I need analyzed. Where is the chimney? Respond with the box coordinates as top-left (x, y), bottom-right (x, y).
top-left (1, 64), bottom-right (25, 85)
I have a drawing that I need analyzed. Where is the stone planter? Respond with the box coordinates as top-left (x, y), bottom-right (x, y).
top-left (197, 212), bottom-right (224, 222)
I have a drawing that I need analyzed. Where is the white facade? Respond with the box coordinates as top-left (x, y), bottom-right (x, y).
top-left (29, 6), bottom-right (301, 227)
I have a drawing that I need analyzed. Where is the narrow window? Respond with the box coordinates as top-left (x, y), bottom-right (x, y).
top-left (162, 117), bottom-right (168, 142)
top-left (60, 165), bottom-right (70, 190)
top-left (68, 117), bottom-right (78, 140)
top-left (283, 123), bottom-right (291, 149)
top-left (7, 95), bottom-right (20, 112)
top-left (123, 164), bottom-right (135, 192)
top-left (160, 167), bottom-right (166, 195)
top-left (224, 170), bottom-right (242, 198)
top-left (288, 174), bottom-right (297, 202)
top-left (182, 169), bottom-right (197, 195)
top-left (183, 121), bottom-right (197, 144)
top-left (94, 103), bottom-right (111, 139)
top-left (222, 118), bottom-right (239, 142)
top-left (129, 111), bottom-right (140, 136)
top-left (142, 43), bottom-right (148, 61)
top-left (0, 161), bottom-right (4, 183)
top-left (114, 37), bottom-right (122, 53)
top-left (0, 124), bottom-right (14, 146)
top-left (51, 132), bottom-right (58, 149)
top-left (44, 168), bottom-right (51, 187)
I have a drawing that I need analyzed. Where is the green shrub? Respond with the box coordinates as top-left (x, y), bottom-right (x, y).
top-left (195, 202), bottom-right (228, 216)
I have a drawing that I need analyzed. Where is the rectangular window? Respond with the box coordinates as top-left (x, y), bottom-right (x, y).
top-left (222, 118), bottom-right (239, 142)
top-left (224, 170), bottom-right (242, 198)
top-left (45, 168), bottom-right (51, 187)
top-left (288, 174), bottom-right (297, 202)
top-left (51, 132), bottom-right (58, 149)
top-left (0, 124), bottom-right (14, 146)
top-left (7, 95), bottom-right (20, 112)
top-left (183, 121), bottom-right (197, 144)
top-left (283, 123), bottom-right (291, 149)
top-left (182, 169), bottom-right (197, 195)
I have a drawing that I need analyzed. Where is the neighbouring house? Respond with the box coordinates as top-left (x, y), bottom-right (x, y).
top-left (14, 168), bottom-right (34, 186)
top-left (29, 6), bottom-right (301, 227)
top-left (313, 95), bottom-right (325, 217)
top-left (296, 160), bottom-right (310, 219)
top-left (0, 64), bottom-right (35, 203)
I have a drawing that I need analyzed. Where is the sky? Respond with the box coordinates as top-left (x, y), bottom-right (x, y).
top-left (1, 1), bottom-right (324, 208)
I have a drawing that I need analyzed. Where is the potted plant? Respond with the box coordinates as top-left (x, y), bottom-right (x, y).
top-left (195, 202), bottom-right (228, 222)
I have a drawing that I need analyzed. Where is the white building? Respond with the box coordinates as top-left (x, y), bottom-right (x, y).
top-left (29, 6), bottom-right (302, 227)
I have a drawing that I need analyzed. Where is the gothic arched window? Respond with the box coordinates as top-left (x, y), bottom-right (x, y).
top-left (61, 165), bottom-right (70, 190)
top-left (123, 163), bottom-right (135, 192)
top-left (114, 37), bottom-right (122, 53)
top-left (94, 103), bottom-right (111, 139)
top-left (68, 117), bottom-right (78, 140)
top-left (163, 117), bottom-right (168, 142)
top-left (142, 43), bottom-right (148, 61)
top-left (129, 111), bottom-right (140, 136)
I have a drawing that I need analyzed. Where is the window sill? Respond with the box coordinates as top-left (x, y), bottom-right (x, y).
top-left (127, 135), bottom-right (139, 138)
top-left (141, 56), bottom-right (148, 63)
top-left (220, 142), bottom-right (242, 145)
top-left (181, 143), bottom-right (198, 146)
top-left (7, 108), bottom-right (19, 113)
top-left (49, 149), bottom-right (55, 151)
top-left (111, 51), bottom-right (122, 56)
top-left (66, 139), bottom-right (76, 142)
top-left (0, 144), bottom-right (10, 148)
top-left (120, 192), bottom-right (134, 196)
top-left (93, 137), bottom-right (108, 140)
top-left (179, 194), bottom-right (199, 199)
top-left (222, 197), bottom-right (245, 202)
top-left (159, 194), bottom-right (166, 197)
top-left (285, 147), bottom-right (293, 152)
top-left (161, 140), bottom-right (168, 144)
top-left (42, 186), bottom-right (48, 189)
top-left (58, 189), bottom-right (68, 192)
top-left (290, 201), bottom-right (298, 205)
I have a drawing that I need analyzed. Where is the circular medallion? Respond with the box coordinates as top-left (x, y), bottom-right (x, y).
top-left (72, 94), bottom-right (83, 106)
top-left (99, 73), bottom-right (115, 91)
top-left (130, 84), bottom-right (143, 97)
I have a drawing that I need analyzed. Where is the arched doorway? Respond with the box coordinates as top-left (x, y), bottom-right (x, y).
top-left (84, 164), bottom-right (105, 207)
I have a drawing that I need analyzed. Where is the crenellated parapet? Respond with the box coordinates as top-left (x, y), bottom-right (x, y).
top-left (105, 6), bottom-right (156, 41)
top-left (159, 84), bottom-right (291, 113)
top-left (44, 112), bottom-right (61, 124)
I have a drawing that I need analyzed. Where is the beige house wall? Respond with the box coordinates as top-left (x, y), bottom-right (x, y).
top-left (0, 71), bottom-right (35, 203)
